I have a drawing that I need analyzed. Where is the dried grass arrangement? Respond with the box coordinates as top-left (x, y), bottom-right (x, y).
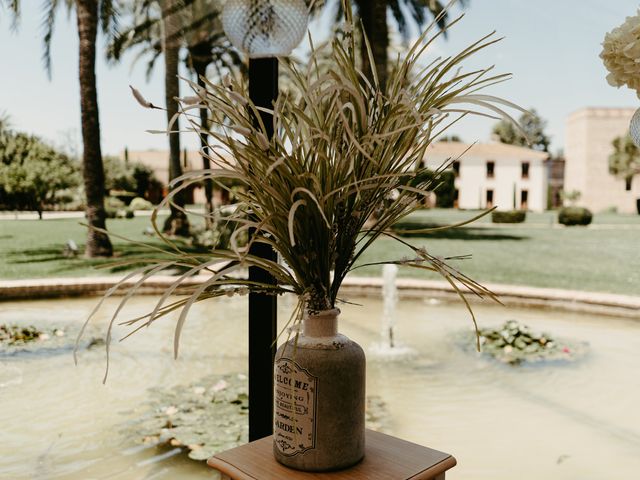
top-left (80, 3), bottom-right (527, 374)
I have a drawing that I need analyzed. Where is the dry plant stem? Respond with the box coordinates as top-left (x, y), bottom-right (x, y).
top-left (79, 0), bottom-right (528, 378)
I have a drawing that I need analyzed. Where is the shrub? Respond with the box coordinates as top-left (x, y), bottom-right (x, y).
top-left (107, 208), bottom-right (134, 219)
top-left (558, 206), bottom-right (592, 226)
top-left (130, 197), bottom-right (154, 210)
top-left (55, 187), bottom-right (85, 211)
top-left (105, 197), bottom-right (132, 219)
top-left (491, 210), bottom-right (526, 223)
top-left (191, 206), bottom-right (245, 250)
top-left (105, 196), bottom-right (125, 209)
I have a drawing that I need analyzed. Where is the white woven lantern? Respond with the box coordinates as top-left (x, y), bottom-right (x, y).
top-left (222, 0), bottom-right (309, 58)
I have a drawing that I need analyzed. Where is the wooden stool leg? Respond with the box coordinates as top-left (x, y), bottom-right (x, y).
top-left (433, 474), bottom-right (445, 480)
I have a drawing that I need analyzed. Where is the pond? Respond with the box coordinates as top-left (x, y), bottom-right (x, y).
top-left (1, 294), bottom-right (639, 479)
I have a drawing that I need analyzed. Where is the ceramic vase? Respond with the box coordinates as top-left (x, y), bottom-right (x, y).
top-left (273, 308), bottom-right (365, 471)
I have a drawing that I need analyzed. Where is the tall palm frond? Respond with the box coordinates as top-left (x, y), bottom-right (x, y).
top-left (108, 0), bottom-right (240, 80)
top-left (313, 0), bottom-right (468, 88)
top-left (0, 0), bottom-right (20, 29)
top-left (40, 0), bottom-right (119, 77)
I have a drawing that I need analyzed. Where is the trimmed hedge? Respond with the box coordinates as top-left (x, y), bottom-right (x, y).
top-left (391, 221), bottom-right (437, 237)
top-left (558, 206), bottom-right (592, 226)
top-left (491, 210), bottom-right (526, 224)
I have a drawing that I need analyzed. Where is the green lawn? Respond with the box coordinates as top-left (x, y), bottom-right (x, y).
top-left (354, 210), bottom-right (640, 296)
top-left (0, 210), bottom-right (638, 296)
top-left (0, 216), bottom-right (198, 279)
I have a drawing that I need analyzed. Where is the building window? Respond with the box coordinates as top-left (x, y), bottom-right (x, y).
top-left (486, 161), bottom-right (495, 178)
top-left (486, 189), bottom-right (494, 208)
top-left (521, 161), bottom-right (530, 179)
top-left (626, 177), bottom-right (632, 191)
top-left (520, 190), bottom-right (529, 210)
top-left (452, 160), bottom-right (460, 177)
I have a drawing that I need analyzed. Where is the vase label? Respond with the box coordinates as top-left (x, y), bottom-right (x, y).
top-left (274, 357), bottom-right (318, 456)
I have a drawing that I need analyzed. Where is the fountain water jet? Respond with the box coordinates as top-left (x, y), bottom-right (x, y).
top-left (382, 264), bottom-right (398, 348)
top-left (369, 264), bottom-right (416, 359)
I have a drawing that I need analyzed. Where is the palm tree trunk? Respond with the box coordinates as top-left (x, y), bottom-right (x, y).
top-left (192, 54), bottom-right (214, 227)
top-left (357, 0), bottom-right (389, 91)
top-left (160, 0), bottom-right (190, 236)
top-left (76, 0), bottom-right (113, 257)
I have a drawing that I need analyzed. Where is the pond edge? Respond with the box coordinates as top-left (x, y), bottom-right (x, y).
top-left (0, 275), bottom-right (638, 319)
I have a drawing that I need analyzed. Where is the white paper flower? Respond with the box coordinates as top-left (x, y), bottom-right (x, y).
top-left (601, 11), bottom-right (640, 97)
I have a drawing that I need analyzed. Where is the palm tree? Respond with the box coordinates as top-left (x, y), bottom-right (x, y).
top-left (109, 0), bottom-right (241, 228)
top-left (158, 0), bottom-right (190, 236)
top-left (76, 0), bottom-right (116, 255)
top-left (324, 0), bottom-right (466, 90)
top-left (183, 0), bottom-right (242, 225)
top-left (4, 0), bottom-right (115, 256)
top-left (106, 0), bottom-right (189, 235)
top-left (0, 1), bottom-right (18, 28)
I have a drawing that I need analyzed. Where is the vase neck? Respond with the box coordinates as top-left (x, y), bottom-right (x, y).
top-left (303, 308), bottom-right (340, 337)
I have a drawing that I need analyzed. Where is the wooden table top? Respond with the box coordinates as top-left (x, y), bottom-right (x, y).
top-left (207, 429), bottom-right (456, 480)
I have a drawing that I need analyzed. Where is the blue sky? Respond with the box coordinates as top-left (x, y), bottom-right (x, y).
top-left (0, 0), bottom-right (638, 156)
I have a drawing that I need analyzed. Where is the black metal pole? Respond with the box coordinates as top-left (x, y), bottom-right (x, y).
top-left (248, 57), bottom-right (278, 442)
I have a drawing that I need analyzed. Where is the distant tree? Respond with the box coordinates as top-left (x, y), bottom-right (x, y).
top-left (132, 163), bottom-right (162, 200)
top-left (434, 170), bottom-right (455, 208)
top-left (609, 134), bottom-right (640, 190)
top-left (103, 155), bottom-right (160, 199)
top-left (492, 108), bottom-right (550, 152)
top-left (104, 155), bottom-right (135, 193)
top-left (0, 131), bottom-right (79, 218)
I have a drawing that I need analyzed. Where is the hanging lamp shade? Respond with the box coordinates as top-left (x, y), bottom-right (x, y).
top-left (222, 0), bottom-right (309, 58)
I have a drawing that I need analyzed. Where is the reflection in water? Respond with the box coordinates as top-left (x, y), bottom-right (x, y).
top-left (0, 295), bottom-right (639, 479)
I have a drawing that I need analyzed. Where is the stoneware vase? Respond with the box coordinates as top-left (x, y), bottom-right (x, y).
top-left (273, 308), bottom-right (365, 472)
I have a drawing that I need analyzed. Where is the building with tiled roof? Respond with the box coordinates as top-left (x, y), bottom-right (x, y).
top-left (423, 141), bottom-right (550, 212)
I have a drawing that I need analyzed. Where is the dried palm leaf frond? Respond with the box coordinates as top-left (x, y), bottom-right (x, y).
top-left (81, 0), bottom-right (527, 370)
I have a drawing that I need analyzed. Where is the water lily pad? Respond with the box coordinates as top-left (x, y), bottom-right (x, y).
top-left (124, 373), bottom-right (392, 463)
top-left (470, 320), bottom-right (588, 366)
top-left (0, 322), bottom-right (104, 357)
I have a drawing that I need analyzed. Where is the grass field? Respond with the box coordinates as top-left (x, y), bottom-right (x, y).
top-left (0, 216), bottom-right (195, 280)
top-left (0, 209), bottom-right (638, 296)
top-left (354, 209), bottom-right (640, 296)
